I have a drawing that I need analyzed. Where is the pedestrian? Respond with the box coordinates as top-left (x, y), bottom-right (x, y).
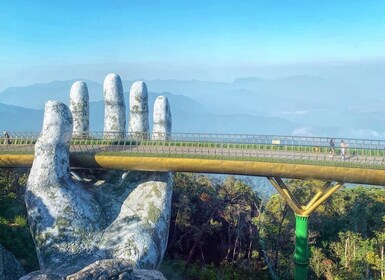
top-left (3, 131), bottom-right (10, 145)
top-left (340, 140), bottom-right (348, 160)
top-left (329, 138), bottom-right (335, 156)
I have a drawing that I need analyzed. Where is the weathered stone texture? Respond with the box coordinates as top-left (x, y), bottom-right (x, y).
top-left (25, 101), bottom-right (103, 271)
top-left (103, 73), bottom-right (125, 139)
top-left (98, 171), bottom-right (173, 268)
top-left (152, 96), bottom-right (171, 140)
top-left (69, 81), bottom-right (89, 137)
top-left (0, 244), bottom-right (25, 280)
top-left (66, 258), bottom-right (166, 279)
top-left (20, 270), bottom-right (66, 280)
top-left (21, 259), bottom-right (166, 280)
top-left (25, 85), bottom-right (173, 276)
top-left (129, 81), bottom-right (149, 139)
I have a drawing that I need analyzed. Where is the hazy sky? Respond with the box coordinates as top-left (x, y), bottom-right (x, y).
top-left (1, 0), bottom-right (385, 89)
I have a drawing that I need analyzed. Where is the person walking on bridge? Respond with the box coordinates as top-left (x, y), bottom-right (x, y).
top-left (3, 131), bottom-right (10, 145)
top-left (329, 138), bottom-right (335, 156)
top-left (340, 140), bottom-right (348, 160)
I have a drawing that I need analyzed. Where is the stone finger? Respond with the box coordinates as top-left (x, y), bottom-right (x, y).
top-left (103, 73), bottom-right (125, 139)
top-left (129, 81), bottom-right (149, 139)
top-left (70, 81), bottom-right (89, 138)
top-left (100, 82), bottom-right (173, 269)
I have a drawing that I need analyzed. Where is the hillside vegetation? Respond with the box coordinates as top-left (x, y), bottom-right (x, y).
top-left (0, 169), bottom-right (384, 279)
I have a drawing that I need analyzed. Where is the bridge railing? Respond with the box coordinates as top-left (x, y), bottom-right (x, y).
top-left (2, 131), bottom-right (385, 147)
top-left (1, 132), bottom-right (385, 168)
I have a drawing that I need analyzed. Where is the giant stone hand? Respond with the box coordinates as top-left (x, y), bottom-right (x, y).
top-left (24, 75), bottom-right (172, 277)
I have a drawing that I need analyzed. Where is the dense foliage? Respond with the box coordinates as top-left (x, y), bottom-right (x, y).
top-left (164, 175), bottom-right (385, 279)
top-left (0, 168), bottom-right (38, 272)
top-left (0, 170), bottom-right (384, 279)
top-left (163, 173), bottom-right (269, 279)
top-left (258, 180), bottom-right (385, 279)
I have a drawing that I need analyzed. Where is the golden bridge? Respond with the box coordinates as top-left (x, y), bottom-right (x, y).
top-left (2, 131), bottom-right (384, 280)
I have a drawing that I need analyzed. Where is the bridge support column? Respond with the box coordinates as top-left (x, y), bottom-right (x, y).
top-left (267, 177), bottom-right (343, 280)
top-left (294, 214), bottom-right (309, 280)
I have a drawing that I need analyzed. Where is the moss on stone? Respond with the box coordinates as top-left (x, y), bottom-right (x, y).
top-left (146, 202), bottom-right (161, 224)
top-left (56, 217), bottom-right (71, 227)
top-left (132, 105), bottom-right (140, 113)
top-left (151, 184), bottom-right (162, 199)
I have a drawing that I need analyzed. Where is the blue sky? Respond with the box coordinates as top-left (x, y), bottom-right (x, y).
top-left (1, 0), bottom-right (385, 88)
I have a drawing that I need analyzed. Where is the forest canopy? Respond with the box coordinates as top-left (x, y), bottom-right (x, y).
top-left (0, 169), bottom-right (384, 279)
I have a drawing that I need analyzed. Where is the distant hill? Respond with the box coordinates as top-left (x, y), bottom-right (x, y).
top-left (0, 103), bottom-right (43, 131)
top-left (0, 80), bottom-right (103, 109)
top-left (88, 93), bottom-right (297, 134)
top-left (121, 75), bottom-right (363, 117)
top-left (1, 77), bottom-right (385, 138)
top-left (0, 90), bottom-right (297, 134)
top-left (0, 76), bottom-right (367, 115)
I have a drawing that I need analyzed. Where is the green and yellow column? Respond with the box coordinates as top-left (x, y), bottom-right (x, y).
top-left (267, 178), bottom-right (344, 280)
top-left (294, 214), bottom-right (309, 280)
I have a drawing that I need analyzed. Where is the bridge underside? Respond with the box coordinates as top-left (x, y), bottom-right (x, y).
top-left (2, 153), bottom-right (380, 280)
top-left (1, 154), bottom-right (385, 186)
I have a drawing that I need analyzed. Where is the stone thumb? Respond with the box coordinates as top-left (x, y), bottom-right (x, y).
top-left (31, 100), bottom-right (73, 184)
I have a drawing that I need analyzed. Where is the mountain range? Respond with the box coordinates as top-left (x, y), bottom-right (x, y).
top-left (0, 76), bottom-right (385, 139)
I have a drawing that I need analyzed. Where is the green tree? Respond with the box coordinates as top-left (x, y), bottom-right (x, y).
top-left (0, 168), bottom-right (39, 272)
top-left (367, 216), bottom-right (385, 279)
top-left (166, 173), bottom-right (266, 276)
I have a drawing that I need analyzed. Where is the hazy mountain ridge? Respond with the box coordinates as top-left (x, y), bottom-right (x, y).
top-left (0, 75), bottom-right (369, 112)
top-left (0, 90), bottom-right (297, 134)
top-left (0, 103), bottom-right (43, 131)
top-left (123, 75), bottom-right (366, 117)
top-left (0, 79), bottom-right (103, 109)
top-left (1, 76), bottom-right (385, 138)
top-left (88, 94), bottom-right (297, 134)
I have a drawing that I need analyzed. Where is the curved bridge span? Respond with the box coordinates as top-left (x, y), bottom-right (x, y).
top-left (1, 131), bottom-right (385, 186)
top-left (2, 131), bottom-right (384, 279)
